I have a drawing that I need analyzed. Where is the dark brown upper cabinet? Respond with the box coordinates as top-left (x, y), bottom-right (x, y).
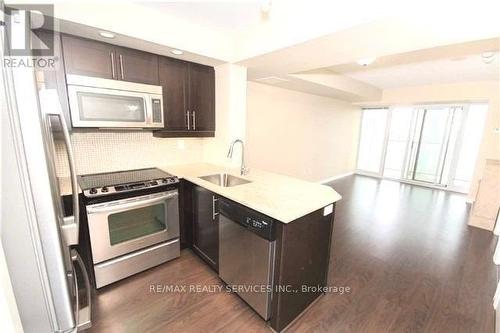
top-left (61, 34), bottom-right (159, 85)
top-left (114, 46), bottom-right (159, 85)
top-left (158, 57), bottom-right (188, 131)
top-left (61, 34), bottom-right (116, 79)
top-left (154, 60), bottom-right (215, 138)
top-left (60, 33), bottom-right (213, 137)
top-left (188, 63), bottom-right (215, 132)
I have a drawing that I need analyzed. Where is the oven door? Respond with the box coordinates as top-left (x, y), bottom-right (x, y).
top-left (86, 190), bottom-right (179, 263)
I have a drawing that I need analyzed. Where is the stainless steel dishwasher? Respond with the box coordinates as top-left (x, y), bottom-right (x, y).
top-left (218, 198), bottom-right (276, 320)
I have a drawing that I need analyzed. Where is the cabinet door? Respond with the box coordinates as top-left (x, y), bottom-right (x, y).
top-left (61, 34), bottom-right (116, 79)
top-left (188, 63), bottom-right (215, 132)
top-left (192, 185), bottom-right (218, 271)
top-left (158, 57), bottom-right (188, 131)
top-left (115, 47), bottom-right (159, 85)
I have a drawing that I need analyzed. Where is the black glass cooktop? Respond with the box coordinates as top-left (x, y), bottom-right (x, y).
top-left (78, 168), bottom-right (173, 190)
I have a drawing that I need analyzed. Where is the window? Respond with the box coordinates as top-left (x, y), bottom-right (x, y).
top-left (356, 108), bottom-right (388, 174)
top-left (452, 104), bottom-right (488, 189)
top-left (383, 107), bottom-right (413, 178)
top-left (357, 103), bottom-right (488, 193)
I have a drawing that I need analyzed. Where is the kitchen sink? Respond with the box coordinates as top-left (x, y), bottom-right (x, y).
top-left (199, 173), bottom-right (252, 187)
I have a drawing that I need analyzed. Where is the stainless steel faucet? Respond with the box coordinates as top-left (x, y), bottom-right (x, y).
top-left (227, 139), bottom-right (248, 175)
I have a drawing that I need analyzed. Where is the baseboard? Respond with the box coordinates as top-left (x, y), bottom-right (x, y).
top-left (319, 171), bottom-right (354, 184)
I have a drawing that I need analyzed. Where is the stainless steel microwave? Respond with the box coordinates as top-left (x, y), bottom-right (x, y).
top-left (67, 74), bottom-right (164, 128)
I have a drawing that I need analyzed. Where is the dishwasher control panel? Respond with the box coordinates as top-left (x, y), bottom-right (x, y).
top-left (245, 217), bottom-right (269, 230)
top-left (219, 198), bottom-right (276, 241)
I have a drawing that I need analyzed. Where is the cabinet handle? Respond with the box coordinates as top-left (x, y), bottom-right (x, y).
top-left (186, 110), bottom-right (190, 130)
top-left (212, 196), bottom-right (219, 221)
top-left (192, 111), bottom-right (196, 130)
top-left (119, 54), bottom-right (124, 80)
top-left (110, 53), bottom-right (116, 79)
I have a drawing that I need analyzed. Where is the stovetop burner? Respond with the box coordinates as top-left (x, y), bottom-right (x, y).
top-left (78, 168), bottom-right (178, 198)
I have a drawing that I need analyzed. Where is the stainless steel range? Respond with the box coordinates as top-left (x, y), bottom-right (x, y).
top-left (78, 168), bottom-right (180, 288)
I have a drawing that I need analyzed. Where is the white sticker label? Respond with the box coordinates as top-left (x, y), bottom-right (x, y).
top-left (323, 204), bottom-right (333, 216)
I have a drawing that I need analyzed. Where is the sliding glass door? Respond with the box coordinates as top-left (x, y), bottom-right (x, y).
top-left (357, 103), bottom-right (488, 193)
top-left (410, 106), bottom-right (455, 184)
top-left (383, 107), bottom-right (413, 178)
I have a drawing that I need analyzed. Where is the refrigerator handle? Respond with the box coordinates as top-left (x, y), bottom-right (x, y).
top-left (71, 250), bottom-right (92, 330)
top-left (48, 110), bottom-right (80, 246)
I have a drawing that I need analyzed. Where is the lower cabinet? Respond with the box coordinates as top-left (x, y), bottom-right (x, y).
top-left (191, 184), bottom-right (219, 271)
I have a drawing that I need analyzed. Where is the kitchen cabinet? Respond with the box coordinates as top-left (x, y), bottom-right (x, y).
top-left (61, 34), bottom-right (116, 79)
top-left (61, 34), bottom-right (159, 85)
top-left (60, 33), bottom-right (214, 136)
top-left (157, 57), bottom-right (188, 131)
top-left (188, 63), bottom-right (215, 132)
top-left (154, 61), bottom-right (215, 138)
top-left (113, 46), bottom-right (159, 85)
top-left (191, 184), bottom-right (219, 271)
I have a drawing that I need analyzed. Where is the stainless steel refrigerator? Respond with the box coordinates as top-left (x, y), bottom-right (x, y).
top-left (1, 27), bottom-right (92, 332)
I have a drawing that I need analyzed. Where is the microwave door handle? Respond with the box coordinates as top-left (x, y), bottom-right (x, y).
top-left (86, 191), bottom-right (178, 214)
top-left (46, 110), bottom-right (80, 246)
top-left (119, 54), bottom-right (125, 80)
top-left (71, 250), bottom-right (92, 330)
top-left (146, 96), bottom-right (152, 127)
top-left (110, 53), bottom-right (116, 79)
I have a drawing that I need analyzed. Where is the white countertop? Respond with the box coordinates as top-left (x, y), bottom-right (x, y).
top-left (160, 163), bottom-right (341, 223)
top-left (59, 163), bottom-right (342, 223)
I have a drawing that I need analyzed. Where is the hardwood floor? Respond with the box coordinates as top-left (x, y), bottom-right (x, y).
top-left (88, 175), bottom-right (497, 333)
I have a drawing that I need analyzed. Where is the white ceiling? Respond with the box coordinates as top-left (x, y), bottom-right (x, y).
top-left (137, 1), bottom-right (263, 33)
top-left (49, 1), bottom-right (500, 101)
top-left (342, 52), bottom-right (500, 89)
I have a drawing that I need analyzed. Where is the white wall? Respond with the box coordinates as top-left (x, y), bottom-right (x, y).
top-left (246, 82), bottom-right (361, 182)
top-left (203, 64), bottom-right (247, 167)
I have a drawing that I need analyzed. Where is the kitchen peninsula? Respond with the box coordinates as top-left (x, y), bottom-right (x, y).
top-left (162, 163), bottom-right (341, 332)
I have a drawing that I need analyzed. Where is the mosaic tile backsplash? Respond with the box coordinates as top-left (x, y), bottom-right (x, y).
top-left (54, 130), bottom-right (205, 177)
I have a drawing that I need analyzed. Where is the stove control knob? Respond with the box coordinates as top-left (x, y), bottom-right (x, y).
top-left (101, 186), bottom-right (108, 193)
top-left (89, 188), bottom-right (97, 194)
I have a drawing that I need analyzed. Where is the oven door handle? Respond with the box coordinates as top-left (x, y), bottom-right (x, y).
top-left (86, 191), bottom-right (178, 214)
